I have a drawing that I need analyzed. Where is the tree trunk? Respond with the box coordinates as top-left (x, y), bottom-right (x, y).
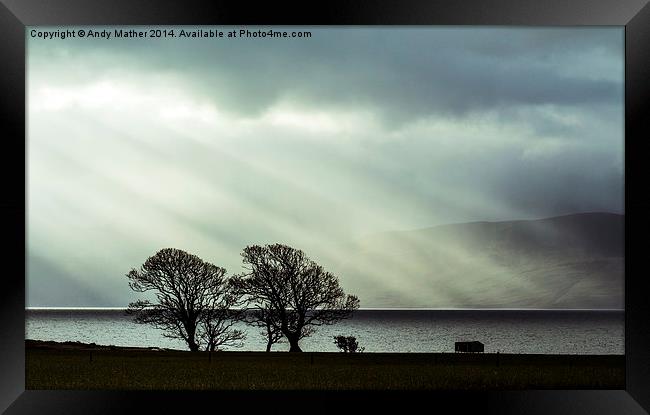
top-left (185, 323), bottom-right (199, 352)
top-left (265, 324), bottom-right (273, 352)
top-left (287, 335), bottom-right (302, 352)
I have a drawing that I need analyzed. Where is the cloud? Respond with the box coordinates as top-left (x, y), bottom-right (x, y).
top-left (29, 27), bottom-right (623, 125)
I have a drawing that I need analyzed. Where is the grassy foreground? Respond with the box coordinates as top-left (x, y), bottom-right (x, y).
top-left (26, 340), bottom-right (624, 390)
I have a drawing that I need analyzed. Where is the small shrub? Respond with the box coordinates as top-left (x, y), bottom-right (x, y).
top-left (333, 335), bottom-right (365, 353)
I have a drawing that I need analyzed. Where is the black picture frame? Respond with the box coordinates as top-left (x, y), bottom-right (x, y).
top-left (1, 0), bottom-right (648, 413)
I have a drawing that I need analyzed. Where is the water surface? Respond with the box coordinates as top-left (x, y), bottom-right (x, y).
top-left (26, 309), bottom-right (624, 354)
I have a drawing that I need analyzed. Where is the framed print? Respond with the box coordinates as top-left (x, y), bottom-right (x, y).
top-left (1, 0), bottom-right (649, 413)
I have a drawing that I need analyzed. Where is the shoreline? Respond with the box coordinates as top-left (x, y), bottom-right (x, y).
top-left (25, 339), bottom-right (184, 352)
top-left (25, 339), bottom-right (625, 355)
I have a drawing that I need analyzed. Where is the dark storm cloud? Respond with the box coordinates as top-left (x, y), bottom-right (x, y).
top-left (30, 27), bottom-right (623, 126)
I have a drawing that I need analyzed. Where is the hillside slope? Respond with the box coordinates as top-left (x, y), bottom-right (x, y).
top-left (333, 213), bottom-right (624, 308)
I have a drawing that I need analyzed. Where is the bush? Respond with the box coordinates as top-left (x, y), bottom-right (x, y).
top-left (333, 335), bottom-right (365, 353)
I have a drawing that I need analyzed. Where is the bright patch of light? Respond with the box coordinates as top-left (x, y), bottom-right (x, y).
top-left (30, 80), bottom-right (222, 128)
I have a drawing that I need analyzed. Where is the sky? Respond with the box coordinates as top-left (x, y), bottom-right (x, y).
top-left (27, 27), bottom-right (624, 307)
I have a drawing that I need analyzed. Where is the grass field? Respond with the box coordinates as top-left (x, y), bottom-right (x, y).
top-left (25, 340), bottom-right (624, 390)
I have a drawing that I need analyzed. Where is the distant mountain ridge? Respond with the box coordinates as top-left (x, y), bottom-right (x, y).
top-left (333, 212), bottom-right (624, 309)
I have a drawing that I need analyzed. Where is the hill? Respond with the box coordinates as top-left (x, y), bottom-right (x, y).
top-left (333, 212), bottom-right (624, 309)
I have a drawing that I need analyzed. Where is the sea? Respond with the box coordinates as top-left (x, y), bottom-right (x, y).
top-left (25, 309), bottom-right (624, 354)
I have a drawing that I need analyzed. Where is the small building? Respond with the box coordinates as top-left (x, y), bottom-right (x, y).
top-left (455, 341), bottom-right (484, 353)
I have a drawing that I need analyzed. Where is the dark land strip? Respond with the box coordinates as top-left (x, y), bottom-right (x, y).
top-left (25, 340), bottom-right (624, 390)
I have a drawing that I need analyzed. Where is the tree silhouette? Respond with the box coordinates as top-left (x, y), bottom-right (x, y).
top-left (199, 300), bottom-right (245, 352)
top-left (233, 304), bottom-right (283, 352)
top-left (245, 304), bottom-right (284, 352)
top-left (126, 248), bottom-right (244, 352)
top-left (231, 244), bottom-right (359, 352)
top-left (333, 335), bottom-right (364, 353)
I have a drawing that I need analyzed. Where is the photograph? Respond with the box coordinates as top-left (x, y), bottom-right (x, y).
top-left (24, 25), bottom-right (626, 391)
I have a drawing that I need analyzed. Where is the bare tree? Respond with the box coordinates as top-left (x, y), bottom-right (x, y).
top-left (247, 305), bottom-right (284, 352)
top-left (199, 297), bottom-right (246, 352)
top-left (126, 248), bottom-right (243, 352)
top-left (229, 277), bottom-right (285, 352)
top-left (231, 244), bottom-right (359, 352)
